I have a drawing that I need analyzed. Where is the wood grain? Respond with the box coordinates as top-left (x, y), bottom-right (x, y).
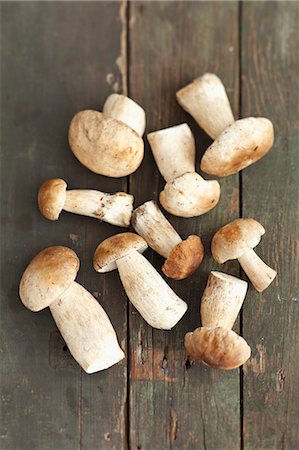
top-left (128, 2), bottom-right (240, 449)
top-left (241, 2), bottom-right (299, 449)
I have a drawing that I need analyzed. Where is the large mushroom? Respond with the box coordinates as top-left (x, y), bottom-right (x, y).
top-left (176, 73), bottom-right (234, 139)
top-left (38, 178), bottom-right (133, 227)
top-left (211, 218), bottom-right (277, 292)
top-left (185, 271), bottom-right (251, 370)
top-left (131, 200), bottom-right (204, 280)
top-left (19, 246), bottom-right (125, 373)
top-left (93, 233), bottom-right (188, 329)
top-left (147, 123), bottom-right (220, 217)
top-left (68, 94), bottom-right (145, 177)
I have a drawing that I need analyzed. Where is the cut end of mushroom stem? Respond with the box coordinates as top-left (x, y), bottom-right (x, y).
top-left (103, 93), bottom-right (146, 136)
top-left (238, 248), bottom-right (277, 292)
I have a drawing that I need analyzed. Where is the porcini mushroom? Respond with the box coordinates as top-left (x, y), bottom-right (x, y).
top-left (131, 200), bottom-right (204, 280)
top-left (103, 94), bottom-right (146, 136)
top-left (38, 178), bottom-right (133, 227)
top-left (211, 218), bottom-right (277, 292)
top-left (93, 233), bottom-right (188, 329)
top-left (19, 246), bottom-right (125, 373)
top-left (147, 123), bottom-right (220, 217)
top-left (184, 271), bottom-right (251, 370)
top-left (200, 117), bottom-right (274, 177)
top-left (69, 100), bottom-right (144, 177)
top-left (176, 73), bottom-right (234, 139)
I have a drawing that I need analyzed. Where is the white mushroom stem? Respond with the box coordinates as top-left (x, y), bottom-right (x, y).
top-left (200, 271), bottom-right (248, 329)
top-left (238, 248), bottom-right (277, 292)
top-left (116, 251), bottom-right (187, 329)
top-left (50, 282), bottom-right (125, 373)
top-left (147, 124), bottom-right (195, 182)
top-left (63, 190), bottom-right (134, 227)
top-left (176, 73), bottom-right (234, 139)
top-left (131, 201), bottom-right (182, 258)
top-left (103, 93), bottom-right (146, 136)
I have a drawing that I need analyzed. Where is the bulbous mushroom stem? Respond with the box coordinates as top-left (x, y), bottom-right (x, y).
top-left (238, 248), bottom-right (277, 292)
top-left (147, 124), bottom-right (196, 182)
top-left (116, 251), bottom-right (187, 329)
top-left (103, 93), bottom-right (146, 136)
top-left (50, 282), bottom-right (125, 373)
top-left (131, 200), bottom-right (182, 258)
top-left (63, 190), bottom-right (134, 227)
top-left (200, 271), bottom-right (248, 329)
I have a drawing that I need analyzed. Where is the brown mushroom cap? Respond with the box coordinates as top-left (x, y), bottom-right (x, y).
top-left (93, 232), bottom-right (148, 273)
top-left (38, 178), bottom-right (67, 220)
top-left (200, 117), bottom-right (274, 177)
top-left (19, 246), bottom-right (79, 312)
top-left (162, 235), bottom-right (204, 280)
top-left (68, 110), bottom-right (144, 178)
top-left (184, 327), bottom-right (251, 370)
top-left (211, 218), bottom-right (265, 264)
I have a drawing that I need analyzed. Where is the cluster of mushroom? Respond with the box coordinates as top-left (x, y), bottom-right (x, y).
top-left (19, 73), bottom-right (277, 374)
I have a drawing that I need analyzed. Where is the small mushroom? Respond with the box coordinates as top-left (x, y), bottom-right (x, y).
top-left (93, 233), bottom-right (188, 329)
top-left (38, 178), bottom-right (133, 227)
top-left (200, 117), bottom-right (274, 177)
top-left (131, 200), bottom-right (204, 280)
top-left (184, 271), bottom-right (251, 370)
top-left (211, 218), bottom-right (277, 292)
top-left (19, 247), bottom-right (125, 373)
top-left (176, 73), bottom-right (234, 139)
top-left (69, 104), bottom-right (144, 177)
top-left (103, 93), bottom-right (146, 136)
top-left (147, 123), bottom-right (220, 217)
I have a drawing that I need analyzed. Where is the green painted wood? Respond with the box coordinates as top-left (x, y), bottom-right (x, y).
top-left (128, 2), bottom-right (241, 449)
top-left (0, 2), bottom-right (127, 449)
top-left (241, 2), bottom-right (299, 449)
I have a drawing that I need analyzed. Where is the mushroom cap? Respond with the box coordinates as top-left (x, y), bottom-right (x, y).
top-left (184, 327), bottom-right (251, 370)
top-left (93, 232), bottom-right (148, 273)
top-left (200, 117), bottom-right (274, 177)
top-left (211, 218), bottom-right (265, 264)
top-left (38, 178), bottom-right (67, 221)
top-left (159, 172), bottom-right (220, 218)
top-left (19, 246), bottom-right (79, 312)
top-left (68, 110), bottom-right (144, 178)
top-left (103, 93), bottom-right (146, 136)
top-left (162, 235), bottom-right (204, 280)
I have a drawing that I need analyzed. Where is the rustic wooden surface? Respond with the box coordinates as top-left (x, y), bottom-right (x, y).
top-left (0, 1), bottom-right (298, 450)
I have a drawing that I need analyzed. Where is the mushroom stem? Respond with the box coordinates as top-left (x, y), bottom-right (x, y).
top-left (116, 251), bottom-right (187, 329)
top-left (103, 94), bottom-right (146, 136)
top-left (49, 282), bottom-right (125, 373)
top-left (238, 248), bottom-right (277, 292)
top-left (131, 201), bottom-right (182, 258)
top-left (63, 190), bottom-right (133, 227)
top-left (200, 271), bottom-right (248, 329)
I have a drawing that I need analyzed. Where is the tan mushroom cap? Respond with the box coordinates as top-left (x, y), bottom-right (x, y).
top-left (38, 178), bottom-right (67, 220)
top-left (162, 235), bottom-right (204, 280)
top-left (93, 232), bottom-right (148, 273)
top-left (68, 110), bottom-right (144, 178)
top-left (19, 246), bottom-right (79, 312)
top-left (200, 117), bottom-right (274, 177)
top-left (211, 218), bottom-right (265, 264)
top-left (184, 327), bottom-right (251, 370)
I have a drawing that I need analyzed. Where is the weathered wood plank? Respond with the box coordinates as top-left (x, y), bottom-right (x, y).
top-left (128, 2), bottom-right (240, 449)
top-left (241, 2), bottom-right (299, 449)
top-left (0, 2), bottom-right (127, 449)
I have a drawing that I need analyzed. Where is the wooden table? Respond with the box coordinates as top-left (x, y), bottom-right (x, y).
top-left (1, 2), bottom-right (298, 449)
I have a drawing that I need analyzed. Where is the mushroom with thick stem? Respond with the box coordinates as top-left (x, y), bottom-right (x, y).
top-left (68, 94), bottom-right (145, 178)
top-left (93, 233), bottom-right (188, 329)
top-left (131, 200), bottom-right (204, 280)
top-left (211, 218), bottom-right (277, 292)
top-left (147, 123), bottom-right (220, 218)
top-left (38, 178), bottom-right (134, 227)
top-left (176, 73), bottom-right (235, 139)
top-left (200, 117), bottom-right (274, 177)
top-left (184, 271), bottom-right (251, 370)
top-left (19, 247), bottom-right (125, 373)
